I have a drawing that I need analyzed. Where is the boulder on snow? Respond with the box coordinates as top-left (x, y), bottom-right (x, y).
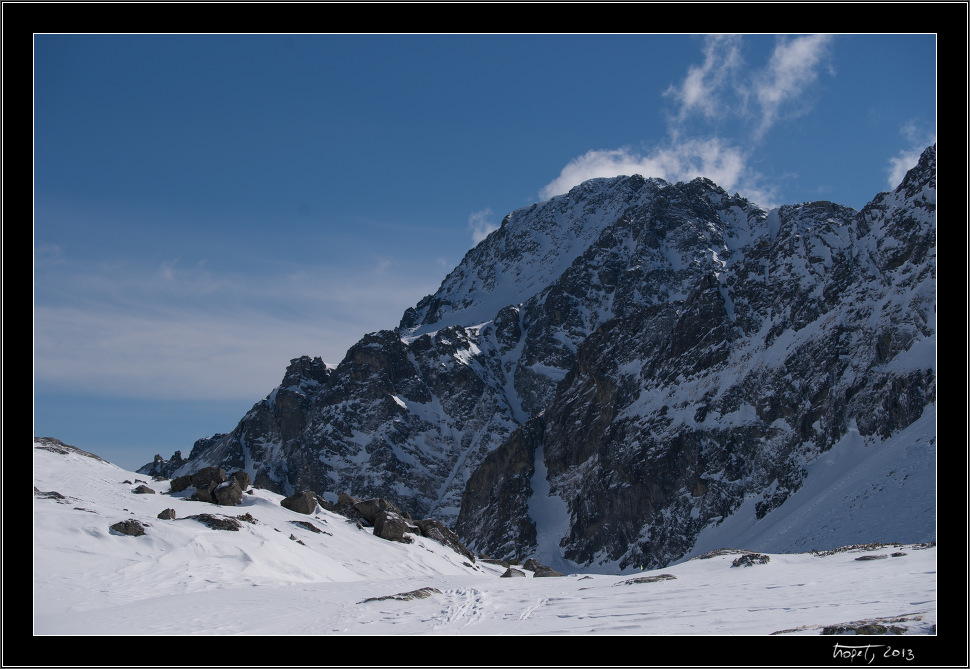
top-left (170, 466), bottom-right (226, 494)
top-left (157, 508), bottom-right (176, 520)
top-left (170, 467), bottom-right (248, 505)
top-left (280, 490), bottom-right (326, 515)
top-left (230, 470), bottom-right (251, 490)
top-left (731, 553), bottom-right (771, 567)
top-left (186, 514), bottom-right (241, 531)
top-left (212, 478), bottom-right (244, 506)
top-left (353, 497), bottom-right (410, 525)
top-left (360, 587), bottom-right (441, 603)
top-left (330, 492), bottom-right (368, 523)
top-left (521, 557), bottom-right (565, 576)
top-left (110, 519), bottom-right (147, 536)
top-left (132, 484), bottom-right (156, 494)
top-left (616, 574), bottom-right (677, 585)
top-left (373, 509), bottom-right (415, 542)
top-left (500, 567), bottom-right (526, 578)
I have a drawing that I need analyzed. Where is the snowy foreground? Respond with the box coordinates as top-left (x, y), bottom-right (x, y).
top-left (34, 440), bottom-right (939, 645)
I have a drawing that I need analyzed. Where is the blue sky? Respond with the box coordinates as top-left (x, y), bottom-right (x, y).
top-left (33, 34), bottom-right (937, 470)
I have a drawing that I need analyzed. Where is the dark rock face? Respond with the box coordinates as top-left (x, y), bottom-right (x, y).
top-left (139, 450), bottom-right (187, 478)
top-left (142, 146), bottom-right (936, 572)
top-left (458, 146), bottom-right (937, 570)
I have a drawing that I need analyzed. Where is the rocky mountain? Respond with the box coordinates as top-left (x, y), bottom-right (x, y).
top-left (142, 144), bottom-right (936, 571)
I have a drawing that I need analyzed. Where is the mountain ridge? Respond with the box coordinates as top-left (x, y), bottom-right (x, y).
top-left (141, 144), bottom-right (936, 570)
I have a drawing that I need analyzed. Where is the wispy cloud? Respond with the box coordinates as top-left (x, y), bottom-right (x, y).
top-left (664, 35), bottom-right (745, 134)
top-left (886, 121), bottom-right (936, 189)
top-left (468, 208), bottom-right (499, 245)
top-left (542, 35), bottom-right (833, 207)
top-left (34, 256), bottom-right (441, 400)
top-left (751, 34), bottom-right (833, 139)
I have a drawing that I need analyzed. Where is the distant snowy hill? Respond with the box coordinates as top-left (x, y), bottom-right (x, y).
top-left (34, 438), bottom-right (938, 640)
top-left (138, 145), bottom-right (936, 573)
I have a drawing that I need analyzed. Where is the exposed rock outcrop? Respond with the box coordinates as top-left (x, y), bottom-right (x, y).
top-left (186, 514), bottom-right (242, 531)
top-left (140, 145), bottom-right (937, 572)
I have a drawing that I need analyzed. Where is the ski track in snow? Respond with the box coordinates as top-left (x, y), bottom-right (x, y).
top-left (432, 587), bottom-right (487, 630)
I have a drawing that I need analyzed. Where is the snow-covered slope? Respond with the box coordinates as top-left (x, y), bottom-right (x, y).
top-left (34, 438), bottom-right (938, 640)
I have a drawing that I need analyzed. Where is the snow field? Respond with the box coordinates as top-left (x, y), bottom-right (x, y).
top-left (33, 442), bottom-right (936, 637)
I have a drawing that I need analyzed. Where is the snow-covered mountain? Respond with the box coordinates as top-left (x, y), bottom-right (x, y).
top-left (139, 145), bottom-right (936, 573)
top-left (34, 437), bottom-right (939, 640)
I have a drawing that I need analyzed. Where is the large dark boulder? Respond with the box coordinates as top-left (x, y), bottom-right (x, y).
top-left (170, 466), bottom-right (227, 494)
top-left (521, 558), bottom-right (564, 577)
top-left (230, 470), bottom-right (251, 490)
top-left (281, 490), bottom-right (325, 515)
top-left (194, 480), bottom-right (220, 504)
top-left (354, 498), bottom-right (410, 525)
top-left (110, 519), bottom-right (146, 536)
top-left (373, 509), bottom-right (414, 542)
top-left (212, 478), bottom-right (244, 506)
top-left (192, 467), bottom-right (227, 488)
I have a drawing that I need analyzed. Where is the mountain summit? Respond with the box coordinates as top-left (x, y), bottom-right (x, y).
top-left (142, 145), bottom-right (937, 571)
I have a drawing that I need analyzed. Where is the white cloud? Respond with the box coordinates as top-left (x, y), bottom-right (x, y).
top-left (468, 208), bottom-right (499, 245)
top-left (539, 139), bottom-right (756, 202)
top-left (752, 34), bottom-right (833, 138)
top-left (664, 34), bottom-right (832, 141)
top-left (541, 35), bottom-right (834, 209)
top-left (664, 35), bottom-right (745, 132)
top-left (886, 123), bottom-right (936, 190)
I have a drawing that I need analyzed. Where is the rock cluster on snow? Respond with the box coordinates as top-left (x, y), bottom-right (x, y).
top-left (314, 491), bottom-right (475, 561)
top-left (731, 553), bottom-right (770, 567)
top-left (169, 467), bottom-right (250, 506)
